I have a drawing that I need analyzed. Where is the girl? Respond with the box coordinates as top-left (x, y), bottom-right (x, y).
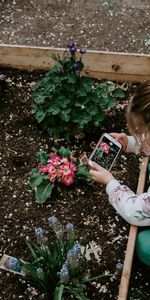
top-left (89, 81), bottom-right (150, 266)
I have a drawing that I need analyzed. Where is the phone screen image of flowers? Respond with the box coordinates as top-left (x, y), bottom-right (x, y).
top-left (92, 136), bottom-right (119, 170)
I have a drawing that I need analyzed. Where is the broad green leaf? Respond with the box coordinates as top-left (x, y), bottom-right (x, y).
top-left (36, 110), bottom-right (47, 123)
top-left (35, 181), bottom-right (54, 204)
top-left (60, 110), bottom-right (71, 122)
top-left (57, 146), bottom-right (71, 157)
top-left (113, 88), bottom-right (125, 98)
top-left (36, 150), bottom-right (48, 165)
top-left (67, 76), bottom-right (76, 84)
top-left (29, 173), bottom-right (44, 188)
top-left (76, 89), bottom-right (87, 97)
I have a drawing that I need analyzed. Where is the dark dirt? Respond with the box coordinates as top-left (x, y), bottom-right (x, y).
top-left (0, 0), bottom-right (150, 54)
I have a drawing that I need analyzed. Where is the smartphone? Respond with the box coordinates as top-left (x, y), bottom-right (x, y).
top-left (89, 133), bottom-right (122, 170)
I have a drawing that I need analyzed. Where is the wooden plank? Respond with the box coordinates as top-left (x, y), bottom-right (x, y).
top-left (118, 156), bottom-right (149, 300)
top-left (0, 44), bottom-right (150, 82)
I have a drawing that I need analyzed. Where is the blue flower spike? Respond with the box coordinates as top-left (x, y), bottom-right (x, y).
top-left (59, 261), bottom-right (69, 283)
top-left (116, 262), bottom-right (123, 272)
top-left (67, 243), bottom-right (81, 268)
top-left (66, 223), bottom-right (74, 232)
top-left (48, 216), bottom-right (58, 224)
top-left (6, 257), bottom-right (21, 272)
top-left (66, 222), bottom-right (74, 239)
top-left (48, 216), bottom-right (63, 239)
top-left (37, 267), bottom-right (44, 279)
top-left (35, 227), bottom-right (47, 245)
top-left (35, 227), bottom-right (44, 237)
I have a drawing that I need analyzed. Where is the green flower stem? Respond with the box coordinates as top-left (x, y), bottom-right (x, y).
top-left (54, 284), bottom-right (64, 300)
top-left (81, 273), bottom-right (115, 283)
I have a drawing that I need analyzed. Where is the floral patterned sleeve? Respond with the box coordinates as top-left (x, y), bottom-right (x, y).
top-left (106, 180), bottom-right (150, 226)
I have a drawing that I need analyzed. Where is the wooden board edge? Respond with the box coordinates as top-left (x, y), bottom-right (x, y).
top-left (118, 156), bottom-right (149, 300)
top-left (0, 45), bottom-right (150, 82)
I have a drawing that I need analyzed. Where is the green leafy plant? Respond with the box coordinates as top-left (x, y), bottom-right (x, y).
top-left (31, 42), bottom-right (125, 139)
top-left (29, 146), bottom-right (90, 204)
top-left (20, 216), bottom-right (114, 300)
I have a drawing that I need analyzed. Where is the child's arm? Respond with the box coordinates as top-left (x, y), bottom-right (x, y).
top-left (106, 180), bottom-right (150, 226)
top-left (126, 136), bottom-right (141, 154)
top-left (110, 133), bottom-right (141, 154)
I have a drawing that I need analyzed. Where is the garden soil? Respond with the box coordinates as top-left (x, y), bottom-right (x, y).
top-left (0, 1), bottom-right (150, 300)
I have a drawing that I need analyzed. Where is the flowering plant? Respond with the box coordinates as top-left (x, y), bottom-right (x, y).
top-left (29, 146), bottom-right (90, 204)
top-left (20, 216), bottom-right (113, 299)
top-left (32, 42), bottom-right (125, 139)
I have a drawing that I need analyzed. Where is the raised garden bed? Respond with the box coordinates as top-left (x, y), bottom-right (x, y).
top-left (0, 46), bottom-right (150, 300)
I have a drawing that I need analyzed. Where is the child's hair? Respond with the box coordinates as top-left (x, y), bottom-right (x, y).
top-left (127, 81), bottom-right (150, 143)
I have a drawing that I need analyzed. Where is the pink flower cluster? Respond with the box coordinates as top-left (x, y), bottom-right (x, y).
top-left (99, 142), bottom-right (110, 154)
top-left (39, 155), bottom-right (77, 186)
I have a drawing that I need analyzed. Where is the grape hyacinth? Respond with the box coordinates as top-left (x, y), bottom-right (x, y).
top-left (37, 267), bottom-right (44, 279)
top-left (48, 216), bottom-right (63, 239)
top-left (59, 261), bottom-right (69, 283)
top-left (67, 243), bottom-right (81, 268)
top-left (115, 262), bottom-right (123, 273)
top-left (66, 223), bottom-right (74, 232)
top-left (6, 257), bottom-right (21, 272)
top-left (35, 227), bottom-right (47, 244)
top-left (35, 227), bottom-right (44, 237)
top-left (66, 223), bottom-right (74, 239)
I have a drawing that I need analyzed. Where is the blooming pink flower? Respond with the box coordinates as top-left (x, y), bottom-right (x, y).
top-left (47, 164), bottom-right (57, 175)
top-left (69, 162), bottom-right (77, 172)
top-left (61, 158), bottom-right (69, 164)
top-left (99, 142), bottom-right (110, 154)
top-left (39, 153), bottom-right (77, 186)
top-left (49, 174), bottom-right (56, 183)
top-left (62, 163), bottom-right (73, 176)
top-left (62, 173), bottom-right (75, 186)
top-left (39, 164), bottom-right (48, 173)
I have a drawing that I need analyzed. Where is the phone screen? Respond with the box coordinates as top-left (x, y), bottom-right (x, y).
top-left (90, 135), bottom-right (121, 170)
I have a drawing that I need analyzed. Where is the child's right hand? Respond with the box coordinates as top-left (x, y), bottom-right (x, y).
top-left (89, 161), bottom-right (115, 186)
top-left (110, 132), bottom-right (128, 152)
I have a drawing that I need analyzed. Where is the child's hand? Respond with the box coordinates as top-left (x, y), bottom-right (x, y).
top-left (89, 161), bottom-right (115, 186)
top-left (110, 132), bottom-right (128, 151)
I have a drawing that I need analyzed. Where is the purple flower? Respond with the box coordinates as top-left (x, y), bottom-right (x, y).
top-left (69, 46), bottom-right (77, 55)
top-left (67, 41), bottom-right (75, 48)
top-left (73, 62), bottom-right (80, 70)
top-left (80, 47), bottom-right (86, 54)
